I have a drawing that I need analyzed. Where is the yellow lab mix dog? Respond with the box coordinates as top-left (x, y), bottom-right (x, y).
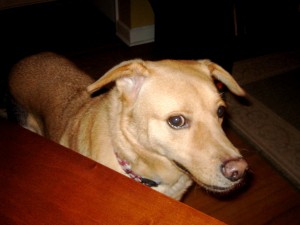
top-left (9, 52), bottom-right (248, 200)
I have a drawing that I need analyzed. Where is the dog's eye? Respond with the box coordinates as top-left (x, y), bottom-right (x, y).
top-left (168, 115), bottom-right (187, 129)
top-left (217, 106), bottom-right (226, 118)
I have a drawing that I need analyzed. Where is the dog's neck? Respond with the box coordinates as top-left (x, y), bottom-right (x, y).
top-left (108, 90), bottom-right (160, 187)
top-left (115, 153), bottom-right (159, 187)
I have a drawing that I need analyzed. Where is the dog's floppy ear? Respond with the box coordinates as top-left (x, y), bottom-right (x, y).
top-left (201, 60), bottom-right (245, 96)
top-left (87, 59), bottom-right (148, 103)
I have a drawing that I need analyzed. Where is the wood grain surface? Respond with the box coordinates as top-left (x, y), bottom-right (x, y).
top-left (0, 118), bottom-right (226, 225)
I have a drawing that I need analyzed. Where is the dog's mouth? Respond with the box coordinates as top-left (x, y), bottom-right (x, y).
top-left (173, 160), bottom-right (249, 195)
top-left (194, 171), bottom-right (250, 197)
top-left (201, 178), bottom-right (247, 193)
top-left (173, 161), bottom-right (191, 175)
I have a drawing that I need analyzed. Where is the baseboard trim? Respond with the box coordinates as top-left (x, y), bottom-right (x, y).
top-left (116, 21), bottom-right (154, 46)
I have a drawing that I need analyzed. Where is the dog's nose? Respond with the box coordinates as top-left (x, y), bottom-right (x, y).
top-left (221, 158), bottom-right (248, 182)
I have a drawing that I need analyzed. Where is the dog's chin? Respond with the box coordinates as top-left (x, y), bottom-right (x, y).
top-left (194, 175), bottom-right (250, 197)
top-left (200, 180), bottom-right (245, 194)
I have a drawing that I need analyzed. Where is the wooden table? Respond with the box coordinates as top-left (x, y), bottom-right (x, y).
top-left (0, 118), bottom-right (226, 225)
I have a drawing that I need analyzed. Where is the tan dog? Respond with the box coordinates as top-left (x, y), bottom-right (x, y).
top-left (9, 52), bottom-right (248, 200)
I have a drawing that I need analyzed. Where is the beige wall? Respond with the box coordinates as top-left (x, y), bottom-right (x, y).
top-left (131, 0), bottom-right (154, 28)
top-left (117, 0), bottom-right (154, 29)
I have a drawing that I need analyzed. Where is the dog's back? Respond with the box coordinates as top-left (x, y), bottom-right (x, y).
top-left (8, 52), bottom-right (94, 141)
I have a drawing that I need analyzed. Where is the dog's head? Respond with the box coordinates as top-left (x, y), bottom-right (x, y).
top-left (87, 59), bottom-right (248, 193)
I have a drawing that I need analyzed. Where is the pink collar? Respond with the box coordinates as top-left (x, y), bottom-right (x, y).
top-left (115, 153), bottom-right (159, 187)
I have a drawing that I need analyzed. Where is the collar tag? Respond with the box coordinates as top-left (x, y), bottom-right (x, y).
top-left (141, 177), bottom-right (159, 187)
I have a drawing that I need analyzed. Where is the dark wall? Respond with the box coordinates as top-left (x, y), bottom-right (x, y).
top-left (150, 0), bottom-right (235, 71)
top-left (0, 0), bottom-right (116, 108)
top-left (149, 0), bottom-right (300, 69)
top-left (234, 0), bottom-right (300, 57)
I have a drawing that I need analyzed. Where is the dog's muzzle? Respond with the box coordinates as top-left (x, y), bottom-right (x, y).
top-left (174, 157), bottom-right (249, 194)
